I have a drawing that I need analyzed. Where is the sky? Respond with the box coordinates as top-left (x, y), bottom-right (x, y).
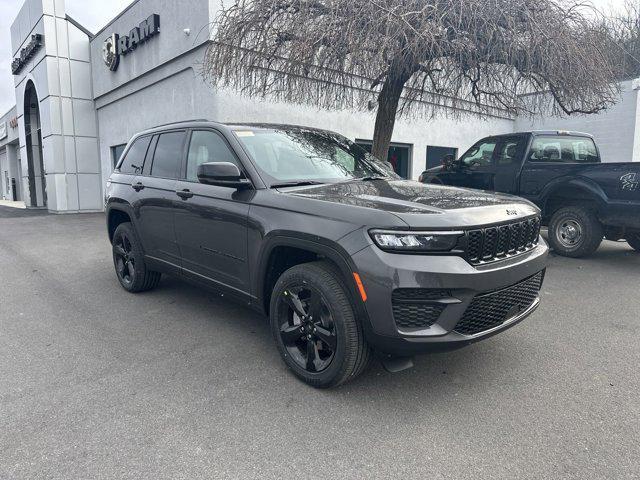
top-left (0, 0), bottom-right (631, 117)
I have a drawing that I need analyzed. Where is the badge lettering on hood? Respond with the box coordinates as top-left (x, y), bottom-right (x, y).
top-left (506, 209), bottom-right (519, 216)
top-left (620, 173), bottom-right (639, 191)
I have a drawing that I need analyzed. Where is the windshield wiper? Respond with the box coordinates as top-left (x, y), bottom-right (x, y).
top-left (270, 181), bottom-right (326, 189)
top-left (357, 176), bottom-right (387, 181)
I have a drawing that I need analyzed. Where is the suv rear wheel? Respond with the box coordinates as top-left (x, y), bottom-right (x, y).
top-left (627, 232), bottom-right (640, 252)
top-left (112, 222), bottom-right (161, 292)
top-left (548, 206), bottom-right (603, 258)
top-left (270, 261), bottom-right (370, 388)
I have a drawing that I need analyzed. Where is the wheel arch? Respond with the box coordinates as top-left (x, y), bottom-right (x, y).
top-left (255, 234), bottom-right (366, 320)
top-left (106, 204), bottom-right (134, 243)
top-left (541, 177), bottom-right (608, 221)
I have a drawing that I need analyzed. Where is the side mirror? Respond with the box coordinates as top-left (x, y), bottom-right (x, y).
top-left (197, 162), bottom-right (252, 189)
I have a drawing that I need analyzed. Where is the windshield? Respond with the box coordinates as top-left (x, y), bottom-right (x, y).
top-left (233, 127), bottom-right (398, 185)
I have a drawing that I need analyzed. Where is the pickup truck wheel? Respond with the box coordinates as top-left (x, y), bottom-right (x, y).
top-left (627, 233), bottom-right (640, 252)
top-left (112, 222), bottom-right (161, 292)
top-left (548, 206), bottom-right (604, 258)
top-left (270, 261), bottom-right (370, 388)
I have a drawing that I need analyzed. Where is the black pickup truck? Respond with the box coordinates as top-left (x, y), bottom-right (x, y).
top-left (421, 131), bottom-right (640, 257)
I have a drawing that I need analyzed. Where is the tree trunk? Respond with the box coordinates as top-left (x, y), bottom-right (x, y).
top-left (371, 67), bottom-right (412, 162)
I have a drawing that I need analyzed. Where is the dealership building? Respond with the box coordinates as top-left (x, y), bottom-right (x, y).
top-left (1, 0), bottom-right (640, 212)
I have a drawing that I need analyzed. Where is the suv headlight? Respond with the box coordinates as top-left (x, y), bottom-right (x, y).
top-left (370, 229), bottom-right (463, 252)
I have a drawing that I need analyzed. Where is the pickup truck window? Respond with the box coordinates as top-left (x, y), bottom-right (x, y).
top-left (495, 138), bottom-right (524, 165)
top-left (459, 140), bottom-right (497, 167)
top-left (528, 136), bottom-right (599, 163)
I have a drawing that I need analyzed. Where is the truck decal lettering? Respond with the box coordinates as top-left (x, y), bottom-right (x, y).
top-left (620, 173), bottom-right (639, 191)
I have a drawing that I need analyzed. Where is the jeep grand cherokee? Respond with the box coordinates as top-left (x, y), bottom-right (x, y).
top-left (105, 121), bottom-right (548, 388)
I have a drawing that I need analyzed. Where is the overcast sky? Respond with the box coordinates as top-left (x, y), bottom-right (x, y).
top-left (0, 0), bottom-right (631, 117)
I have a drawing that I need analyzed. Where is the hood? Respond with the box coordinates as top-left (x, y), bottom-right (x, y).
top-left (282, 179), bottom-right (539, 229)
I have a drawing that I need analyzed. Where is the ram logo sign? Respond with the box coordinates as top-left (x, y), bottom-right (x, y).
top-left (102, 14), bottom-right (160, 72)
top-left (620, 172), bottom-right (639, 191)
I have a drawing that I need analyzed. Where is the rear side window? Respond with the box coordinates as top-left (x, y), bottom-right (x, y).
top-left (528, 136), bottom-right (599, 163)
top-left (150, 131), bottom-right (186, 178)
top-left (118, 136), bottom-right (151, 174)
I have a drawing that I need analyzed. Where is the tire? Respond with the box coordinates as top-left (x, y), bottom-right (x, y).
top-left (269, 261), bottom-right (370, 388)
top-left (548, 206), bottom-right (604, 258)
top-left (112, 222), bottom-right (161, 292)
top-left (627, 232), bottom-right (640, 252)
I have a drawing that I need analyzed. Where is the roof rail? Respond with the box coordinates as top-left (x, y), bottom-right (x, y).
top-left (149, 119), bottom-right (211, 129)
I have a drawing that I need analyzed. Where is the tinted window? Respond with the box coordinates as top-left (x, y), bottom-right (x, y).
top-left (528, 136), bottom-right (599, 163)
top-left (150, 132), bottom-right (186, 178)
top-left (459, 140), bottom-right (497, 167)
top-left (186, 130), bottom-right (239, 182)
top-left (118, 137), bottom-right (151, 174)
top-left (495, 138), bottom-right (524, 165)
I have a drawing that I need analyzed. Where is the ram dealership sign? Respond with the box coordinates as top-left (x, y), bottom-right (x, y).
top-left (11, 34), bottom-right (43, 75)
top-left (103, 14), bottom-right (160, 71)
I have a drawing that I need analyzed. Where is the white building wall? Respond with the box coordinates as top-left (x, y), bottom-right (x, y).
top-left (11, 0), bottom-right (101, 212)
top-left (515, 79), bottom-right (640, 163)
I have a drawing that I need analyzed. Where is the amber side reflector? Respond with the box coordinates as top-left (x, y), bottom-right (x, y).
top-left (352, 272), bottom-right (367, 302)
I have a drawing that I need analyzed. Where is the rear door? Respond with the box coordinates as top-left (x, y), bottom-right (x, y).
top-left (491, 136), bottom-right (527, 194)
top-left (136, 130), bottom-right (187, 267)
top-left (173, 129), bottom-right (252, 295)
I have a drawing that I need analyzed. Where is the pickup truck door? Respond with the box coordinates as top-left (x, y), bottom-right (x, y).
top-left (445, 138), bottom-right (498, 190)
top-left (491, 136), bottom-right (527, 194)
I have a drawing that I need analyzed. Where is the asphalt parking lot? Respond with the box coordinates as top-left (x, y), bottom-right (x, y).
top-left (1, 210), bottom-right (639, 479)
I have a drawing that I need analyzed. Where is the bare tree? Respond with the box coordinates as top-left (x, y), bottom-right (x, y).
top-left (607, 0), bottom-right (640, 79)
top-left (204, 0), bottom-right (620, 160)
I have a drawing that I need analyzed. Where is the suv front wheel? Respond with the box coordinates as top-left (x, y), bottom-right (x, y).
top-left (270, 261), bottom-right (370, 388)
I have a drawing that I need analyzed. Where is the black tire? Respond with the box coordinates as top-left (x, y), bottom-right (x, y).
top-left (548, 206), bottom-right (604, 258)
top-left (269, 261), bottom-right (370, 388)
top-left (112, 222), bottom-right (161, 292)
top-left (627, 232), bottom-right (640, 252)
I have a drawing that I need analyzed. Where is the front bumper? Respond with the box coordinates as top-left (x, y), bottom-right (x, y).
top-left (351, 239), bottom-right (549, 356)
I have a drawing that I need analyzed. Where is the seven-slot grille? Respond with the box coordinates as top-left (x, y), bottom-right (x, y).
top-left (465, 216), bottom-right (541, 264)
top-left (454, 271), bottom-right (544, 336)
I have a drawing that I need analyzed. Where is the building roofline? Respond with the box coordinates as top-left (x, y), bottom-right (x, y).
top-left (92, 0), bottom-right (142, 40)
top-left (65, 15), bottom-right (94, 39)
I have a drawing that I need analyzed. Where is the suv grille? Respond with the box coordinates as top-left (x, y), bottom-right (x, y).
top-left (392, 289), bottom-right (450, 330)
top-left (465, 217), bottom-right (541, 264)
top-left (454, 271), bottom-right (544, 336)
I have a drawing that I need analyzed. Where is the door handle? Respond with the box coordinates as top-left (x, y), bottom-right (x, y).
top-left (132, 182), bottom-right (145, 192)
top-left (176, 189), bottom-right (194, 200)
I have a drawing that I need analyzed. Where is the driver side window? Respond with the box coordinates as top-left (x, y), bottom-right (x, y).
top-left (460, 140), bottom-right (497, 168)
top-left (186, 130), bottom-right (240, 182)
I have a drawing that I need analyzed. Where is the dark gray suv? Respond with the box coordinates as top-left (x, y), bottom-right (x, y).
top-left (105, 121), bottom-right (548, 388)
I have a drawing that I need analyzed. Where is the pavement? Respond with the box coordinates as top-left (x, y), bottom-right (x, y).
top-left (0, 209), bottom-right (639, 479)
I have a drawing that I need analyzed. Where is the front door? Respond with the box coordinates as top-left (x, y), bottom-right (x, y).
top-left (444, 138), bottom-right (498, 189)
top-left (174, 129), bottom-right (251, 295)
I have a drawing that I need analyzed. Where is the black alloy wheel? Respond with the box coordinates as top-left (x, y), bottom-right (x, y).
top-left (111, 222), bottom-right (161, 293)
top-left (113, 231), bottom-right (135, 287)
top-left (270, 261), bottom-right (370, 388)
top-left (277, 285), bottom-right (337, 373)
